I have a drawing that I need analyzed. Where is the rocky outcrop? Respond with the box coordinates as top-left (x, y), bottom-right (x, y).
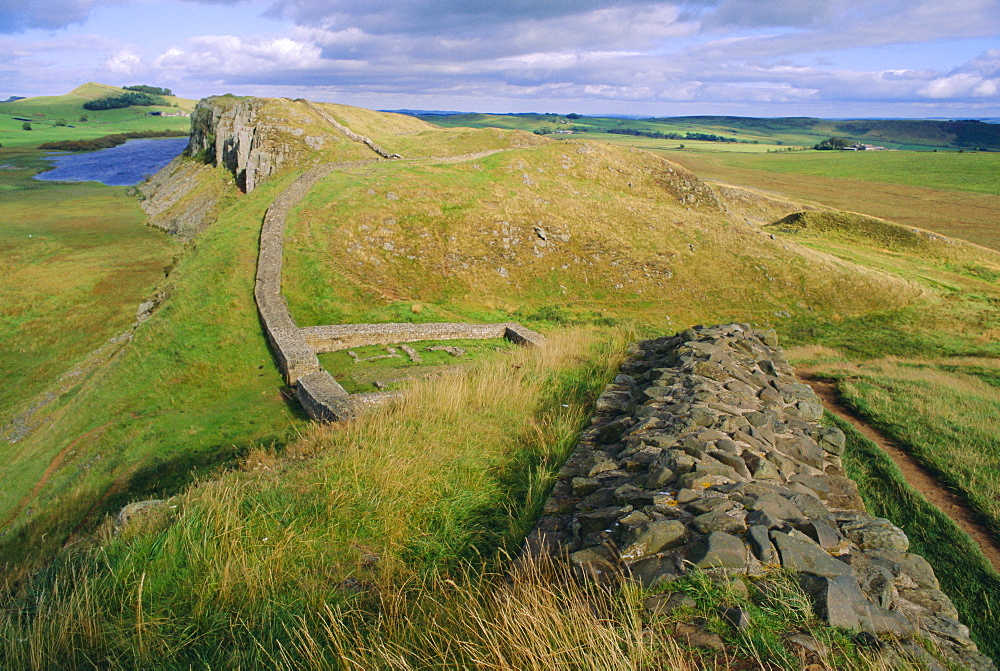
top-left (188, 96), bottom-right (296, 192)
top-left (138, 155), bottom-right (227, 240)
top-left (528, 324), bottom-right (994, 670)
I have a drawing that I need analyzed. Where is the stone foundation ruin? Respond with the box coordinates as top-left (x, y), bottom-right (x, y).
top-left (254, 165), bottom-right (544, 422)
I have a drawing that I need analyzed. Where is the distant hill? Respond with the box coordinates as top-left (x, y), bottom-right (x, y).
top-left (413, 112), bottom-right (1000, 151)
top-left (0, 82), bottom-right (196, 148)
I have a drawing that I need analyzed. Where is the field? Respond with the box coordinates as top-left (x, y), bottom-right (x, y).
top-left (0, 83), bottom-right (195, 148)
top-left (416, 112), bottom-right (1000, 151)
top-left (0, 149), bottom-right (176, 430)
top-left (1, 97), bottom-right (1000, 666)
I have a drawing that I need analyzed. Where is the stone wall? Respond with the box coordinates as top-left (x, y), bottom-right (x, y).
top-left (251, 152), bottom-right (544, 422)
top-left (301, 100), bottom-right (400, 160)
top-left (254, 165), bottom-right (335, 386)
top-left (527, 323), bottom-right (994, 670)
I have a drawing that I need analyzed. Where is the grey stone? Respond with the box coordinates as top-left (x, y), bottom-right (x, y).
top-left (796, 401), bottom-right (824, 422)
top-left (745, 495), bottom-right (807, 525)
top-left (841, 518), bottom-right (909, 552)
top-left (741, 452), bottom-right (781, 480)
top-left (620, 520), bottom-right (687, 562)
top-left (674, 623), bottom-right (726, 652)
top-left (687, 497), bottom-right (736, 515)
top-left (571, 477), bottom-right (601, 497)
top-left (746, 525), bottom-right (777, 563)
top-left (629, 556), bottom-right (680, 588)
top-left (676, 488), bottom-right (700, 504)
top-left (774, 434), bottom-right (825, 469)
top-left (797, 574), bottom-right (864, 629)
top-left (569, 546), bottom-right (620, 584)
top-left (645, 465), bottom-right (676, 488)
top-left (115, 499), bottom-right (166, 529)
top-left (643, 591), bottom-right (696, 616)
top-left (771, 529), bottom-right (853, 578)
top-left (867, 549), bottom-right (939, 590)
top-left (791, 519), bottom-right (844, 550)
top-left (692, 511), bottom-right (746, 535)
top-left (898, 587), bottom-right (959, 620)
top-left (710, 450), bottom-right (752, 479)
top-left (721, 606), bottom-right (751, 631)
top-left (812, 427), bottom-right (846, 455)
top-left (688, 531), bottom-right (748, 569)
top-left (575, 505), bottom-right (632, 537)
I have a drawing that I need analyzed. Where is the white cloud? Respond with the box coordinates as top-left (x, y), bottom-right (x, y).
top-left (154, 35), bottom-right (323, 75)
top-left (102, 49), bottom-right (141, 74)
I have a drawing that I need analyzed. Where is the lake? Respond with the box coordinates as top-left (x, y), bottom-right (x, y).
top-left (34, 137), bottom-right (189, 187)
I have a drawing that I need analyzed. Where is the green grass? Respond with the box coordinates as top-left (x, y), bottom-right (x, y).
top-left (0, 148), bottom-right (177, 428)
top-left (0, 83), bottom-right (194, 148)
top-left (812, 361), bottom-right (1000, 540)
top-left (318, 337), bottom-right (520, 393)
top-left (665, 150), bottom-right (1000, 196)
top-left (2, 96), bottom-right (1000, 667)
top-left (0, 328), bottom-right (631, 668)
top-left (0, 165), bottom-right (313, 580)
top-left (831, 411), bottom-right (1000, 660)
top-left (417, 113), bottom-right (1000, 152)
top-left (282, 138), bottom-right (919, 335)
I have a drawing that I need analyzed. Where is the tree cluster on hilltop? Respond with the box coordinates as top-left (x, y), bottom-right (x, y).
top-left (83, 91), bottom-right (166, 110)
top-left (123, 84), bottom-right (173, 97)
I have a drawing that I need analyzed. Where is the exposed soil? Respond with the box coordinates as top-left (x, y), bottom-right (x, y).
top-left (798, 370), bottom-right (1000, 574)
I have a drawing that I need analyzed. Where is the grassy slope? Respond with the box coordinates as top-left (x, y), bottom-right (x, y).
top-left (2, 98), bottom-right (1000, 666)
top-left (416, 113), bottom-right (1000, 251)
top-left (418, 113), bottom-right (1000, 151)
top-left (0, 83), bottom-right (195, 148)
top-left (664, 150), bottom-right (1000, 252)
top-left (0, 167), bottom-right (314, 578)
top-left (0, 149), bottom-right (176, 429)
top-left (828, 411), bottom-right (1000, 660)
top-left (283, 139), bottom-right (920, 335)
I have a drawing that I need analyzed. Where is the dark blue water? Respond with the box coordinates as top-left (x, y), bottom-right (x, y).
top-left (34, 137), bottom-right (189, 186)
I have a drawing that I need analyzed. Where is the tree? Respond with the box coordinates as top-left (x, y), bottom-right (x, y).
top-left (814, 137), bottom-right (853, 150)
top-left (21, 121), bottom-right (31, 131)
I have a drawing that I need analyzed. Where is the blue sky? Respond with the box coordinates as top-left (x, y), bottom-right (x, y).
top-left (2, 0), bottom-right (999, 118)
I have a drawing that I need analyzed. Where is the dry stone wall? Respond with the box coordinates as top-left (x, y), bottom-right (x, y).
top-left (527, 323), bottom-right (995, 670)
top-left (252, 156), bottom-right (544, 422)
top-left (300, 100), bottom-right (400, 160)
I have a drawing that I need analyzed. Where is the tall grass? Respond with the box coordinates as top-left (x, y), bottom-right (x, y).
top-left (0, 328), bottom-right (632, 667)
top-left (831, 411), bottom-right (1000, 660)
top-left (815, 360), bottom-right (1000, 538)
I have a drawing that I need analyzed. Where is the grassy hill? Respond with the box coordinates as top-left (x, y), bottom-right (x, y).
top-left (1, 96), bottom-right (999, 666)
top-left (0, 83), bottom-right (195, 148)
top-left (416, 112), bottom-right (1000, 152)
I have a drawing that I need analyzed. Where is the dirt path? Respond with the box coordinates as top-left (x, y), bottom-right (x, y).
top-left (798, 371), bottom-right (1000, 573)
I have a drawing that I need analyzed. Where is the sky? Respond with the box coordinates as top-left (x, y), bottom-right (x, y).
top-left (1, 0), bottom-right (999, 118)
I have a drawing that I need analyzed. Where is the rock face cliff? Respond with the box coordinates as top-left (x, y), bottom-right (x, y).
top-left (187, 96), bottom-right (293, 192)
top-left (528, 324), bottom-right (995, 670)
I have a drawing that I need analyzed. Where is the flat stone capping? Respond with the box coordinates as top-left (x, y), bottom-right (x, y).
top-left (294, 371), bottom-right (352, 422)
top-left (300, 322), bottom-right (545, 353)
